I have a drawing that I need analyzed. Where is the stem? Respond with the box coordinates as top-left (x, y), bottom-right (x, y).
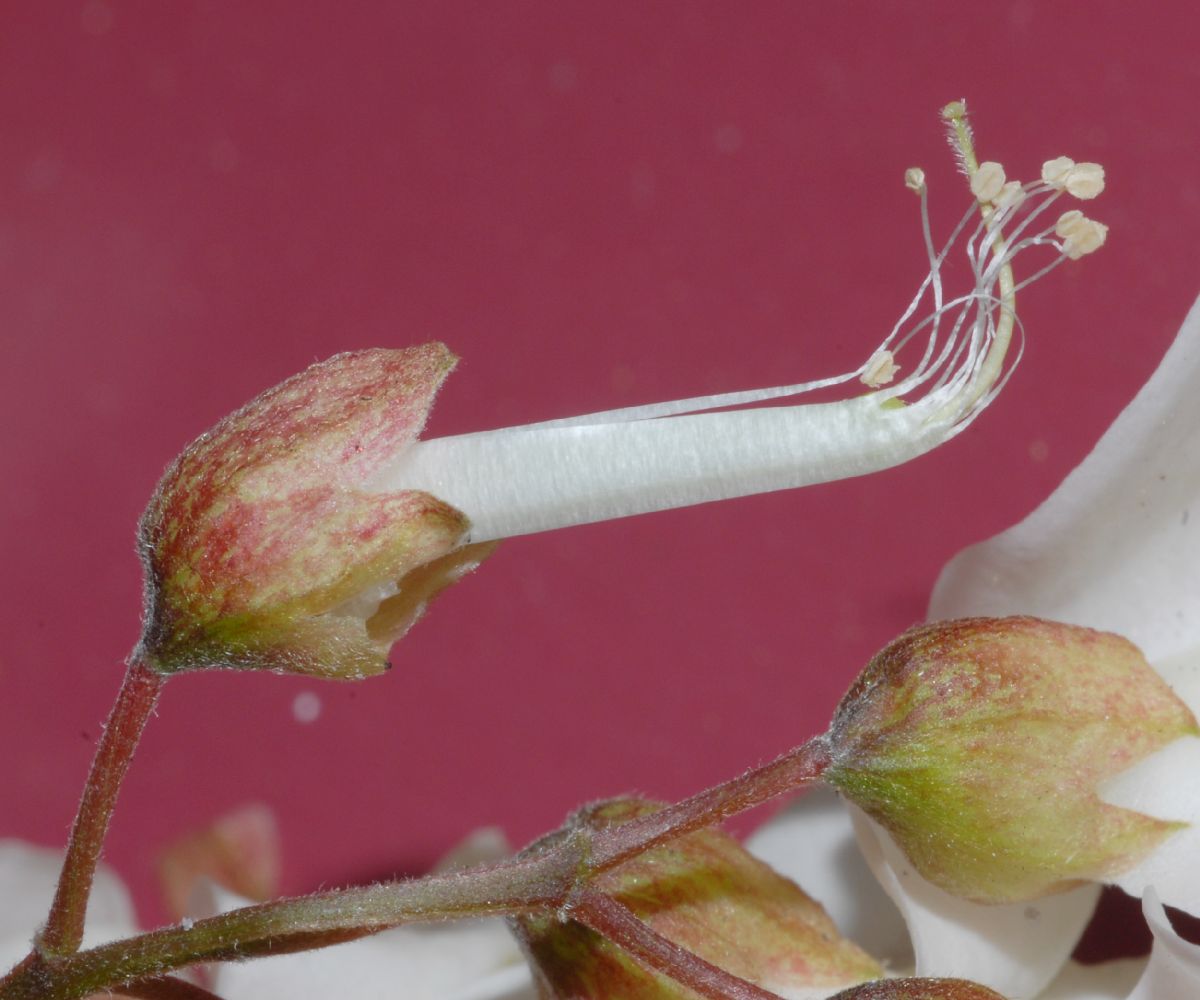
top-left (570, 890), bottom-right (784, 1000)
top-left (588, 737), bottom-right (831, 870)
top-left (39, 659), bottom-right (165, 957)
top-left (0, 848), bottom-right (576, 1000)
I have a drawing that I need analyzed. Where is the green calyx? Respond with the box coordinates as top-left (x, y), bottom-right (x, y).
top-left (134, 346), bottom-right (494, 679)
top-left (824, 617), bottom-right (1198, 903)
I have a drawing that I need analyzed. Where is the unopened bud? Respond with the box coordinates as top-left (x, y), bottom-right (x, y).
top-left (512, 799), bottom-right (881, 998)
top-left (824, 617), bottom-right (1198, 903)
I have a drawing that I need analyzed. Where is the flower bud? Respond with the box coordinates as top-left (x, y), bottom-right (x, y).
top-left (136, 346), bottom-right (493, 679)
top-left (512, 798), bottom-right (881, 998)
top-left (824, 617), bottom-right (1198, 903)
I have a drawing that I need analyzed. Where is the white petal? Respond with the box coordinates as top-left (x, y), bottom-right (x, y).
top-left (444, 962), bottom-right (537, 1000)
top-left (209, 887), bottom-right (533, 1000)
top-left (0, 840), bottom-right (138, 970)
top-left (1154, 648), bottom-right (1200, 717)
top-left (930, 292), bottom-right (1200, 668)
top-left (847, 807), bottom-right (1100, 998)
top-left (1100, 735), bottom-right (1200, 915)
top-left (1039, 958), bottom-right (1145, 999)
top-left (745, 787), bottom-right (911, 967)
top-left (1126, 888), bottom-right (1200, 999)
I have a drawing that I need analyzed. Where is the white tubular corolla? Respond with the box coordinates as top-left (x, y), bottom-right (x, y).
top-left (371, 105), bottom-right (1106, 544)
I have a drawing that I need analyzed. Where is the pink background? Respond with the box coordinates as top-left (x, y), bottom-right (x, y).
top-left (2, 2), bottom-right (1198, 931)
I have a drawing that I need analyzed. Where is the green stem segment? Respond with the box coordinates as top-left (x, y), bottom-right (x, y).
top-left (589, 737), bottom-right (831, 870)
top-left (1, 848), bottom-right (577, 1000)
top-left (39, 660), bottom-right (165, 957)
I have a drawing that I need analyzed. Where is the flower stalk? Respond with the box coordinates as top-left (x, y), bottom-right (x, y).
top-left (588, 737), bottom-right (832, 870)
top-left (38, 659), bottom-right (165, 958)
top-left (1, 850), bottom-right (572, 1000)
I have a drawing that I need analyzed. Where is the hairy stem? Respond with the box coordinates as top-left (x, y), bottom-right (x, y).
top-left (0, 847), bottom-right (576, 1000)
top-left (570, 890), bottom-right (785, 1000)
top-left (39, 660), bottom-right (165, 957)
top-left (588, 736), bottom-right (831, 870)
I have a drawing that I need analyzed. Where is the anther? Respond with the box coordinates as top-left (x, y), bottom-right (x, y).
top-left (1042, 156), bottom-right (1075, 188)
top-left (970, 161), bottom-right (1006, 202)
top-left (1065, 162), bottom-right (1105, 200)
top-left (995, 180), bottom-right (1026, 211)
top-left (861, 350), bottom-right (900, 388)
top-left (1055, 210), bottom-right (1109, 259)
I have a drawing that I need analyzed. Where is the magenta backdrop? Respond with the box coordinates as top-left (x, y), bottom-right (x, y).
top-left (2, 3), bottom-right (1198, 927)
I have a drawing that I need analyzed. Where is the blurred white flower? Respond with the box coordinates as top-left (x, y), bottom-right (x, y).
top-left (0, 840), bottom-right (137, 971)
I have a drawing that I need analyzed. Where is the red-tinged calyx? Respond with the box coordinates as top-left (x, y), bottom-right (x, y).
top-left (512, 799), bottom-right (881, 998)
top-left (828, 978), bottom-right (1007, 1000)
top-left (824, 616), bottom-right (1199, 903)
top-left (136, 345), bottom-right (494, 679)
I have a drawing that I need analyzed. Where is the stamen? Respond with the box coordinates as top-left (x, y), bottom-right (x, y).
top-left (1056, 210), bottom-right (1109, 259)
top-left (861, 350), bottom-right (900, 388)
top-left (1041, 157), bottom-right (1105, 199)
top-left (995, 181), bottom-right (1026, 211)
top-left (370, 103), bottom-right (1108, 544)
top-left (938, 101), bottom-right (1016, 414)
top-left (1042, 156), bottom-right (1076, 188)
top-left (904, 167), bottom-right (926, 194)
top-left (1065, 162), bottom-right (1105, 200)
